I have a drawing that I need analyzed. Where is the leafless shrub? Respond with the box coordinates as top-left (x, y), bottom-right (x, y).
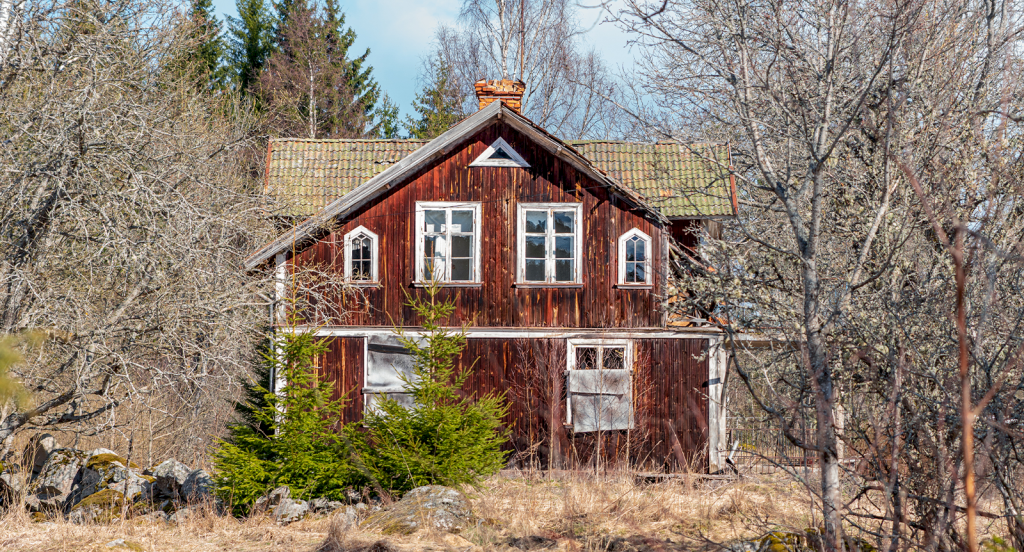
top-left (0, 0), bottom-right (348, 462)
top-left (427, 0), bottom-right (623, 139)
top-left (610, 0), bottom-right (1024, 549)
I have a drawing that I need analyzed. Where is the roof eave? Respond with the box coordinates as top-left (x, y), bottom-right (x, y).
top-left (667, 213), bottom-right (738, 221)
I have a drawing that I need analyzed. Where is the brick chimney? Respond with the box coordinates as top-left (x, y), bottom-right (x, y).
top-left (474, 79), bottom-right (526, 112)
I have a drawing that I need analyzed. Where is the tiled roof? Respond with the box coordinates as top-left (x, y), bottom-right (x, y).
top-left (567, 141), bottom-right (736, 218)
top-left (265, 138), bottom-right (735, 219)
top-left (266, 139), bottom-right (429, 216)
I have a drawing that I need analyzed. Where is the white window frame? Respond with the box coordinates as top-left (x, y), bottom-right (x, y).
top-left (469, 137), bottom-right (530, 168)
top-left (516, 203), bottom-right (583, 285)
top-left (414, 202), bottom-right (483, 285)
top-left (343, 226), bottom-right (379, 284)
top-left (617, 228), bottom-right (653, 287)
top-left (565, 338), bottom-right (634, 428)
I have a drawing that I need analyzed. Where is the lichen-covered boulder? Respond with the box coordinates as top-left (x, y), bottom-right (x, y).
top-left (25, 434), bottom-right (59, 476)
top-left (723, 530), bottom-right (877, 552)
top-left (273, 498), bottom-right (309, 525)
top-left (151, 459), bottom-right (190, 499)
top-left (309, 496), bottom-right (345, 513)
top-left (168, 505), bottom-right (195, 523)
top-left (330, 505), bottom-right (358, 530)
top-left (180, 469), bottom-right (213, 502)
top-left (29, 448), bottom-right (87, 510)
top-left (0, 462), bottom-right (24, 505)
top-left (67, 488), bottom-right (125, 524)
top-left (73, 449), bottom-right (151, 504)
top-left (254, 485), bottom-right (291, 512)
top-left (361, 485), bottom-right (474, 535)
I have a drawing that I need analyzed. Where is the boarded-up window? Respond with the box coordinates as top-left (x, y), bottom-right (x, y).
top-left (566, 341), bottom-right (633, 432)
top-left (363, 334), bottom-right (422, 415)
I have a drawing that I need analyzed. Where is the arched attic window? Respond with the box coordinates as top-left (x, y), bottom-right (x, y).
top-left (343, 226), bottom-right (378, 283)
top-left (618, 228), bottom-right (652, 286)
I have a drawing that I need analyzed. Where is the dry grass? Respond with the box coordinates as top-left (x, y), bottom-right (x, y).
top-left (0, 472), bottom-right (816, 551)
top-left (463, 470), bottom-right (815, 550)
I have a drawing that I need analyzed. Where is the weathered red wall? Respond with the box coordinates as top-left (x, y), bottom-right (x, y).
top-left (318, 336), bottom-right (709, 470)
top-left (292, 121), bottom-right (666, 329)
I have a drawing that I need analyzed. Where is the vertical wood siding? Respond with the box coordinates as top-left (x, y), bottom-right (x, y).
top-left (292, 122), bottom-right (665, 329)
top-left (319, 336), bottom-right (709, 470)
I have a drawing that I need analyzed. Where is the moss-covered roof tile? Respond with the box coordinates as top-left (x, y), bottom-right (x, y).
top-left (265, 138), bottom-right (735, 218)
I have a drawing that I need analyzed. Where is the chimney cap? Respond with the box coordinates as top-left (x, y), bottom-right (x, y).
top-left (474, 79), bottom-right (526, 113)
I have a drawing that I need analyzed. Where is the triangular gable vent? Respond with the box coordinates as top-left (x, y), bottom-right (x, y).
top-left (469, 137), bottom-right (530, 168)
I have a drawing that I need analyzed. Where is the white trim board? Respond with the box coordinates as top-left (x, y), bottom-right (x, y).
top-left (286, 326), bottom-right (722, 340)
top-left (706, 335), bottom-right (728, 472)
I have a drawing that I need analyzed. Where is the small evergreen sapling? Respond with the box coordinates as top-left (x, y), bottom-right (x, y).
top-left (214, 327), bottom-right (369, 513)
top-left (363, 284), bottom-right (510, 495)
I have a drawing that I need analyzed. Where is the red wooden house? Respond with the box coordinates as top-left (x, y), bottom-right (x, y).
top-left (245, 80), bottom-right (738, 472)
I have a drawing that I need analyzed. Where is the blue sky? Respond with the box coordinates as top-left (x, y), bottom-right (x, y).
top-left (209, 0), bottom-right (638, 120)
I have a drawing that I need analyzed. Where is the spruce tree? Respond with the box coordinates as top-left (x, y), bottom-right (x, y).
top-left (214, 328), bottom-right (370, 513)
top-left (258, 0), bottom-right (382, 138)
top-left (373, 93), bottom-right (401, 139)
top-left (362, 284), bottom-right (509, 495)
top-left (323, 0), bottom-right (379, 127)
top-left (186, 0), bottom-right (227, 87)
top-left (227, 0), bottom-right (274, 94)
top-left (404, 53), bottom-right (464, 139)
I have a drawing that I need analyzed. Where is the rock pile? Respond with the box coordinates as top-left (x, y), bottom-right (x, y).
top-left (0, 434), bottom-right (214, 523)
top-left (0, 434), bottom-right (475, 532)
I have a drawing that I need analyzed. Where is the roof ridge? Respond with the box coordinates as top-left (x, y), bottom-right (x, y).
top-left (270, 137), bottom-right (430, 143)
top-left (569, 140), bottom-right (729, 147)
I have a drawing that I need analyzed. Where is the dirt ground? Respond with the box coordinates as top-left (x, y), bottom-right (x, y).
top-left (0, 470), bottom-right (888, 552)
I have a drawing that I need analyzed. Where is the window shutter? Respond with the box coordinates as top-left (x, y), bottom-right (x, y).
top-left (567, 369), bottom-right (632, 432)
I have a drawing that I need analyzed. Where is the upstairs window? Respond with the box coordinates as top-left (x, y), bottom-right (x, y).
top-left (414, 202), bottom-right (482, 284)
top-left (343, 226), bottom-right (378, 283)
top-left (517, 203), bottom-right (583, 284)
top-left (618, 228), bottom-right (652, 286)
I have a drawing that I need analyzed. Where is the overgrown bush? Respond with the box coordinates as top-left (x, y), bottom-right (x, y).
top-left (362, 285), bottom-right (510, 495)
top-left (214, 327), bottom-right (370, 513)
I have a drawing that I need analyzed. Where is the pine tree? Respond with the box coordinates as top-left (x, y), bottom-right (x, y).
top-left (226, 0), bottom-right (274, 94)
top-left (404, 53), bottom-right (464, 139)
top-left (186, 0), bottom-right (228, 87)
top-left (232, 337), bottom-right (274, 438)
